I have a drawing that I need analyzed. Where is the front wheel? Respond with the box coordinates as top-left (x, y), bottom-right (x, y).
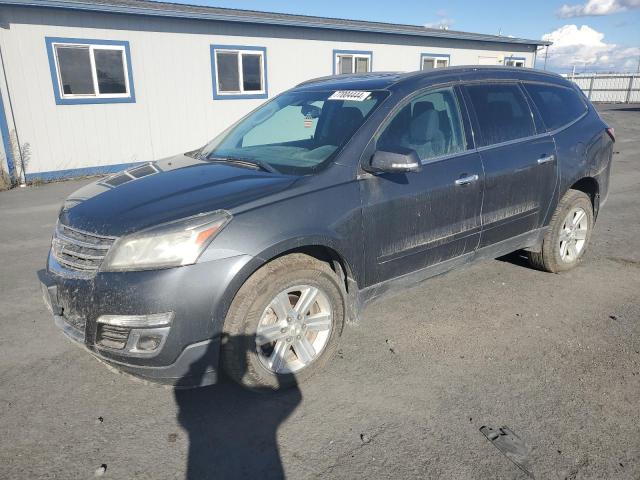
top-left (528, 189), bottom-right (594, 273)
top-left (221, 253), bottom-right (345, 390)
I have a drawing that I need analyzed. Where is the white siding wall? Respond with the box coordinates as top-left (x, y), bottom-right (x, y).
top-left (0, 6), bottom-right (536, 176)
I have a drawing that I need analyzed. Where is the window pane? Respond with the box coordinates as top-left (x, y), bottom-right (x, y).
top-left (378, 88), bottom-right (466, 161)
top-left (436, 59), bottom-right (448, 68)
top-left (216, 51), bottom-right (240, 92)
top-left (55, 46), bottom-right (95, 95)
top-left (94, 49), bottom-right (127, 94)
top-left (339, 56), bottom-right (353, 74)
top-left (523, 83), bottom-right (586, 131)
top-left (355, 57), bottom-right (369, 73)
top-left (422, 58), bottom-right (435, 70)
top-left (241, 53), bottom-right (263, 91)
top-left (243, 103), bottom-right (323, 146)
top-left (203, 90), bottom-right (387, 174)
top-left (466, 84), bottom-right (534, 146)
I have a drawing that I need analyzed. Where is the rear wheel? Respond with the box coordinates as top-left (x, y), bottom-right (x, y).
top-left (528, 189), bottom-right (594, 273)
top-left (221, 253), bottom-right (345, 390)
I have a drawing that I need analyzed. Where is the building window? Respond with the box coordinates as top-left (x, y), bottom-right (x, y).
top-left (45, 37), bottom-right (135, 105)
top-left (333, 50), bottom-right (372, 75)
top-left (421, 53), bottom-right (450, 70)
top-left (505, 57), bottom-right (526, 67)
top-left (211, 45), bottom-right (268, 100)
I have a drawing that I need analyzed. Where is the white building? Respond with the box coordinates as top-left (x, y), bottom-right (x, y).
top-left (0, 0), bottom-right (549, 184)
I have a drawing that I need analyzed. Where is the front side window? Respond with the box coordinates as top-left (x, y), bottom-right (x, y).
top-left (421, 54), bottom-right (449, 70)
top-left (464, 83), bottom-right (535, 146)
top-left (201, 90), bottom-right (387, 174)
top-left (523, 83), bottom-right (587, 131)
top-left (211, 46), bottom-right (267, 99)
top-left (46, 38), bottom-right (134, 104)
top-left (377, 87), bottom-right (466, 161)
top-left (334, 51), bottom-right (372, 74)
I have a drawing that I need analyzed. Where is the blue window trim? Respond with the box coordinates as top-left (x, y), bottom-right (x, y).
top-left (45, 37), bottom-right (136, 105)
top-left (332, 49), bottom-right (373, 75)
top-left (210, 45), bottom-right (268, 100)
top-left (420, 52), bottom-right (451, 70)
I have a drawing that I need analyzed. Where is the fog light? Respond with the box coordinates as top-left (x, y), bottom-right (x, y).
top-left (124, 327), bottom-right (171, 357)
top-left (95, 313), bottom-right (173, 357)
top-left (136, 334), bottom-right (162, 351)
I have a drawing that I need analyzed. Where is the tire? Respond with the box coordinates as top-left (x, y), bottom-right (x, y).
top-left (221, 253), bottom-right (345, 390)
top-left (528, 189), bottom-right (594, 273)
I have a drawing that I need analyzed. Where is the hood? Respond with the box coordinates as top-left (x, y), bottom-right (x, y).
top-left (60, 155), bottom-right (298, 236)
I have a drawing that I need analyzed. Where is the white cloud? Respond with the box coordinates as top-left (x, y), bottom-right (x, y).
top-left (557, 0), bottom-right (640, 18)
top-left (424, 10), bottom-right (454, 29)
top-left (541, 24), bottom-right (640, 71)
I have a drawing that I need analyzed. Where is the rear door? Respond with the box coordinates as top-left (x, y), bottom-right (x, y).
top-left (359, 86), bottom-right (484, 285)
top-left (462, 82), bottom-right (557, 247)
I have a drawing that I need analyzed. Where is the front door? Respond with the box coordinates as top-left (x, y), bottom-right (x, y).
top-left (359, 87), bottom-right (484, 286)
top-left (462, 82), bottom-right (558, 247)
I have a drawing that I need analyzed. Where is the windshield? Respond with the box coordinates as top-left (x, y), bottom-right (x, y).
top-left (200, 90), bottom-right (388, 174)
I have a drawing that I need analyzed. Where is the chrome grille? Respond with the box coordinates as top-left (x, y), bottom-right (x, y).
top-left (52, 223), bottom-right (116, 272)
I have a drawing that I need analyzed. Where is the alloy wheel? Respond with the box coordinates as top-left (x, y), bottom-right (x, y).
top-left (255, 285), bottom-right (333, 374)
top-left (559, 207), bottom-right (588, 263)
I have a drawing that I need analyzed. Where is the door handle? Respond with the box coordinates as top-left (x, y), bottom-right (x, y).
top-left (537, 154), bottom-right (555, 165)
top-left (454, 174), bottom-right (479, 186)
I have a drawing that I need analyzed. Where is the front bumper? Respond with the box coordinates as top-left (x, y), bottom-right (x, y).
top-left (38, 253), bottom-right (253, 387)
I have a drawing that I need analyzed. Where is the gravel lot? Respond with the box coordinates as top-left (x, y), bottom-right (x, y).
top-left (0, 104), bottom-right (638, 480)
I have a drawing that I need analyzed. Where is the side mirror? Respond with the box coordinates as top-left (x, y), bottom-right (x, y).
top-left (367, 148), bottom-right (422, 173)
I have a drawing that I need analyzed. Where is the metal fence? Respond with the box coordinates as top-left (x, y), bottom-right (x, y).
top-left (566, 73), bottom-right (640, 103)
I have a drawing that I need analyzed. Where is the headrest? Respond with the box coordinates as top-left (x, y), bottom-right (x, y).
top-left (413, 101), bottom-right (435, 118)
top-left (410, 109), bottom-right (440, 143)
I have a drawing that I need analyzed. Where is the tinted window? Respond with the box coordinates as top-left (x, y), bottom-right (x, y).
top-left (241, 53), bottom-right (262, 91)
top-left (94, 49), bottom-right (126, 94)
top-left (216, 51), bottom-right (240, 92)
top-left (465, 83), bottom-right (535, 146)
top-left (355, 57), bottom-right (369, 73)
top-left (523, 83), bottom-right (587, 131)
top-left (55, 46), bottom-right (95, 95)
top-left (378, 87), bottom-right (466, 161)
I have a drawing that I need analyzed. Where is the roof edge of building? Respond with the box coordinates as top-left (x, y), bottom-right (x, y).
top-left (0, 0), bottom-right (552, 47)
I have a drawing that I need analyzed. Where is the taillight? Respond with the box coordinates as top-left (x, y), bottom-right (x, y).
top-left (606, 127), bottom-right (615, 143)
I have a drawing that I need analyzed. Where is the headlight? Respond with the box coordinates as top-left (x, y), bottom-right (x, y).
top-left (102, 210), bottom-right (231, 271)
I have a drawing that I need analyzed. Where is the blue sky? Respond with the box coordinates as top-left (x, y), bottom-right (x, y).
top-left (159, 0), bottom-right (640, 72)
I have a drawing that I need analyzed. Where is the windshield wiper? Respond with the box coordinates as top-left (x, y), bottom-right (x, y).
top-left (206, 156), bottom-right (278, 174)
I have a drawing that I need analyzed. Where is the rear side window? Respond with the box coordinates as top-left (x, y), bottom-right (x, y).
top-left (464, 83), bottom-right (534, 147)
top-left (523, 83), bottom-right (587, 131)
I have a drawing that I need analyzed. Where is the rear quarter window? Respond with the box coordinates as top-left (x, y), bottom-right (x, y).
top-left (523, 83), bottom-right (587, 131)
top-left (464, 83), bottom-right (535, 147)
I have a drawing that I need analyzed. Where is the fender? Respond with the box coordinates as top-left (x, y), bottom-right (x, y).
top-left (209, 234), bottom-right (361, 331)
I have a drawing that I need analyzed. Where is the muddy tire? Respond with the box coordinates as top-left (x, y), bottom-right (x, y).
top-left (528, 189), bottom-right (594, 273)
top-left (221, 253), bottom-right (345, 390)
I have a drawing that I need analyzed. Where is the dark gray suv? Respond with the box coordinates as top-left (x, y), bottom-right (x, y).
top-left (38, 67), bottom-right (614, 389)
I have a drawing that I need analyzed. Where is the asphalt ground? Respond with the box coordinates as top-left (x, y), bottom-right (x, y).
top-left (0, 104), bottom-right (638, 479)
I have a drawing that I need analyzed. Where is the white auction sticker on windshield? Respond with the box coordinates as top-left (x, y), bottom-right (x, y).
top-left (327, 91), bottom-right (371, 102)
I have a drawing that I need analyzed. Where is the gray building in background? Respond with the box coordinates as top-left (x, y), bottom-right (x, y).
top-left (0, 0), bottom-right (549, 184)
